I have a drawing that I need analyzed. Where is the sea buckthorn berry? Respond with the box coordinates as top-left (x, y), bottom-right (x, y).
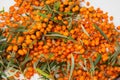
top-left (17, 36), bottom-right (24, 44)
top-left (117, 26), bottom-right (120, 30)
top-left (13, 45), bottom-right (18, 52)
top-left (110, 16), bottom-right (113, 21)
top-left (18, 49), bottom-right (25, 55)
top-left (6, 45), bottom-right (13, 52)
top-left (86, 1), bottom-right (90, 6)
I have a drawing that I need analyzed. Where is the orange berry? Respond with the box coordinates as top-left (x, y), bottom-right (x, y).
top-left (80, 48), bottom-right (85, 54)
top-left (72, 8), bottom-right (75, 12)
top-left (58, 78), bottom-right (64, 80)
top-left (6, 45), bottom-right (13, 52)
top-left (45, 1), bottom-right (51, 4)
top-left (18, 49), bottom-right (25, 55)
top-left (36, 31), bottom-right (41, 38)
top-left (117, 26), bottom-right (120, 30)
top-left (13, 45), bottom-right (18, 52)
top-left (110, 16), bottom-right (113, 21)
top-left (86, 1), bottom-right (90, 6)
top-left (75, 6), bottom-right (79, 11)
top-left (42, 23), bottom-right (47, 28)
top-left (31, 35), bottom-right (36, 40)
top-left (23, 48), bottom-right (27, 54)
top-left (7, 55), bottom-right (11, 60)
top-left (58, 16), bottom-right (62, 20)
top-left (43, 18), bottom-right (49, 22)
top-left (17, 36), bottom-right (24, 44)
top-left (69, 2), bottom-right (74, 6)
top-left (25, 39), bottom-right (32, 45)
top-left (28, 67), bottom-right (34, 72)
top-left (22, 43), bottom-right (27, 48)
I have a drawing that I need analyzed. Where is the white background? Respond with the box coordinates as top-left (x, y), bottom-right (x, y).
top-left (0, 0), bottom-right (120, 26)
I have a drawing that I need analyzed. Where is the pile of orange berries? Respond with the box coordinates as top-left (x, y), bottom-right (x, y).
top-left (0, 0), bottom-right (120, 80)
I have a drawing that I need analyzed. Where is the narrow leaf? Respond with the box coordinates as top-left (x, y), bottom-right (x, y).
top-left (67, 61), bottom-right (70, 74)
top-left (79, 62), bottom-right (88, 71)
top-left (89, 58), bottom-right (95, 76)
top-left (48, 53), bottom-right (54, 59)
top-left (69, 54), bottom-right (74, 80)
top-left (54, 1), bottom-right (61, 11)
top-left (45, 5), bottom-right (52, 13)
top-left (74, 14), bottom-right (81, 21)
top-left (55, 11), bottom-right (73, 16)
top-left (36, 68), bottom-right (54, 79)
top-left (7, 25), bottom-right (26, 33)
top-left (94, 54), bottom-right (101, 66)
top-left (83, 59), bottom-right (88, 71)
top-left (33, 60), bottom-right (40, 68)
top-left (109, 41), bottom-right (120, 65)
top-left (32, 5), bottom-right (43, 10)
top-left (118, 58), bottom-right (120, 65)
top-left (38, 13), bottom-right (47, 18)
top-left (94, 24), bottom-right (109, 41)
top-left (0, 7), bottom-right (5, 13)
top-left (20, 50), bottom-right (32, 67)
top-left (45, 32), bottom-right (76, 42)
top-left (112, 50), bottom-right (120, 65)
top-left (81, 25), bottom-right (90, 37)
top-left (68, 17), bottom-right (72, 31)
top-left (15, 26), bottom-right (26, 32)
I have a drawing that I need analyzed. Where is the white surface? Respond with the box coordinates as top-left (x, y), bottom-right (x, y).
top-left (0, 0), bottom-right (15, 11)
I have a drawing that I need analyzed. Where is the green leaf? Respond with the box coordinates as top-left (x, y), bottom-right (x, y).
top-left (94, 54), bottom-right (101, 66)
top-left (0, 35), bottom-right (5, 40)
top-left (36, 68), bottom-right (54, 79)
top-left (38, 13), bottom-right (47, 18)
top-left (48, 53), bottom-right (54, 59)
top-left (118, 57), bottom-right (120, 65)
top-left (55, 11), bottom-right (73, 16)
top-left (20, 50), bottom-right (32, 68)
top-left (44, 4), bottom-right (52, 13)
top-left (89, 58), bottom-right (95, 76)
top-left (7, 25), bottom-right (26, 33)
top-left (68, 17), bottom-right (73, 31)
top-left (0, 72), bottom-right (6, 78)
top-left (0, 37), bottom-right (7, 53)
top-left (79, 56), bottom-right (88, 71)
top-left (74, 14), bottom-right (81, 21)
top-left (49, 61), bottom-right (57, 69)
top-left (54, 1), bottom-right (61, 11)
top-left (0, 7), bottom-right (5, 13)
top-left (45, 32), bottom-right (76, 42)
top-left (32, 5), bottom-right (43, 10)
top-left (67, 61), bottom-right (70, 74)
top-left (46, 61), bottom-right (51, 73)
top-left (41, 63), bottom-right (48, 72)
top-left (93, 24), bottom-right (109, 41)
top-left (67, 36), bottom-right (76, 42)
top-left (109, 41), bottom-right (120, 65)
top-left (15, 26), bottom-right (26, 32)
top-left (69, 54), bottom-right (74, 80)
top-left (33, 60), bottom-right (40, 68)
top-left (81, 25), bottom-right (90, 37)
